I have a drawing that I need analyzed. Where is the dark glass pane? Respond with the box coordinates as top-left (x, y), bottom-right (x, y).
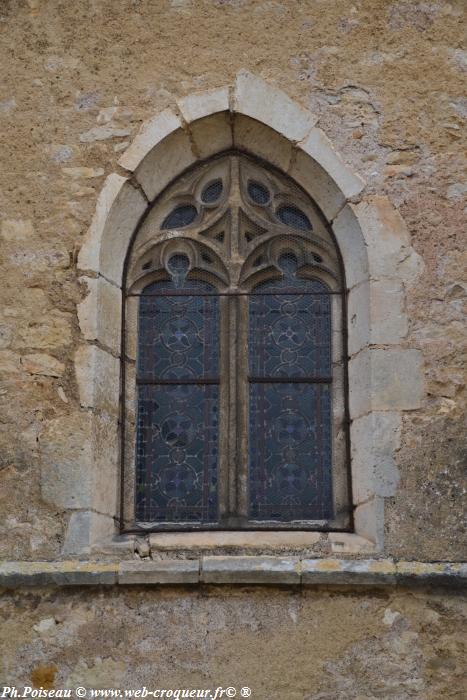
top-left (249, 382), bottom-right (332, 520)
top-left (248, 270), bottom-right (333, 522)
top-left (201, 179), bottom-right (223, 203)
top-left (135, 384), bottom-right (218, 522)
top-left (162, 204), bottom-right (197, 229)
top-left (249, 277), bottom-right (331, 379)
top-left (135, 275), bottom-right (219, 524)
top-left (138, 279), bottom-right (219, 380)
top-left (277, 205), bottom-right (312, 231)
top-left (248, 180), bottom-right (270, 204)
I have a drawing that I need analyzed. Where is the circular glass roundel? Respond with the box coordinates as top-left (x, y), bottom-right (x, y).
top-left (201, 179), bottom-right (223, 203)
top-left (277, 252), bottom-right (299, 275)
top-left (248, 180), bottom-right (270, 205)
top-left (167, 253), bottom-right (190, 275)
top-left (277, 205), bottom-right (312, 231)
top-left (162, 204), bottom-right (197, 229)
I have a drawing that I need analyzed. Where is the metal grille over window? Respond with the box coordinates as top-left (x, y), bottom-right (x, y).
top-left (122, 153), bottom-right (350, 532)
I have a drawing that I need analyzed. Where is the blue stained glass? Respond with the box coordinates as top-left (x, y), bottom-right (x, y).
top-left (248, 269), bottom-right (333, 521)
top-left (277, 205), bottom-right (312, 231)
top-left (162, 205), bottom-right (197, 229)
top-left (249, 383), bottom-right (332, 520)
top-left (249, 276), bottom-right (331, 379)
top-left (202, 179), bottom-right (223, 203)
top-left (135, 275), bottom-right (219, 524)
top-left (138, 279), bottom-right (219, 381)
top-left (135, 384), bottom-right (219, 522)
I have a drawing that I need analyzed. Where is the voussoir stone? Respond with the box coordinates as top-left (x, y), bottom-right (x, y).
top-left (234, 70), bottom-right (317, 142)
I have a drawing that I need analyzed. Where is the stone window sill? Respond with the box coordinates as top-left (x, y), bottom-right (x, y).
top-left (0, 559), bottom-right (465, 588)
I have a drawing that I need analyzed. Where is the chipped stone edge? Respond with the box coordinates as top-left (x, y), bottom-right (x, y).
top-left (0, 560), bottom-right (465, 588)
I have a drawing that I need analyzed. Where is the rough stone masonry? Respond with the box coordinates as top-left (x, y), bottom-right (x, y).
top-left (0, 1), bottom-right (465, 697)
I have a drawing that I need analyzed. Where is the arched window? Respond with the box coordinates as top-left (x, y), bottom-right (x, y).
top-left (122, 153), bottom-right (350, 531)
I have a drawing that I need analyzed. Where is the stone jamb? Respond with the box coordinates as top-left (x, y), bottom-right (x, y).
top-left (69, 70), bottom-right (424, 558)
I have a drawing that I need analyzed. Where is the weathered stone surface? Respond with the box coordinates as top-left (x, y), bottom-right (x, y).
top-left (351, 412), bottom-right (401, 503)
top-left (189, 112), bottom-right (233, 158)
top-left (298, 128), bottom-right (365, 201)
top-left (77, 276), bottom-right (122, 355)
top-left (119, 559), bottom-right (199, 585)
top-left (74, 344), bottom-right (119, 411)
top-left (131, 128), bottom-right (197, 201)
top-left (302, 558), bottom-right (397, 585)
top-left (78, 173), bottom-right (147, 285)
top-left (177, 86), bottom-right (230, 123)
top-left (0, 561), bottom-right (117, 586)
top-left (39, 412), bottom-right (94, 510)
top-left (21, 353), bottom-right (65, 377)
top-left (150, 531), bottom-right (321, 552)
top-left (233, 114), bottom-right (293, 171)
top-left (235, 70), bottom-right (317, 142)
top-left (118, 109), bottom-right (181, 172)
top-left (201, 556), bottom-right (300, 584)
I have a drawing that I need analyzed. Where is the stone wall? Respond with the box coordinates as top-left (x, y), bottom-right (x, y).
top-left (0, 0), bottom-right (465, 694)
top-left (1, 585), bottom-right (466, 699)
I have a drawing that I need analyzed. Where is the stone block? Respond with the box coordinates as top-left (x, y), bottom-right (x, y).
top-left (131, 128), bottom-right (197, 201)
top-left (349, 348), bottom-right (424, 417)
top-left (177, 86), bottom-right (230, 122)
top-left (353, 196), bottom-right (411, 280)
top-left (332, 204), bottom-right (370, 289)
top-left (349, 279), bottom-right (407, 355)
top-left (91, 411), bottom-right (120, 517)
top-left (348, 349), bottom-right (371, 419)
top-left (328, 533), bottom-right (377, 555)
top-left (354, 497), bottom-right (385, 548)
top-left (39, 412), bottom-right (94, 510)
top-left (78, 173), bottom-right (147, 286)
top-left (301, 558), bottom-right (396, 585)
top-left (77, 276), bottom-right (122, 355)
top-left (351, 412), bottom-right (401, 503)
top-left (289, 149), bottom-right (346, 221)
top-left (62, 511), bottom-right (116, 556)
top-left (190, 112), bottom-right (233, 159)
top-left (0, 561), bottom-right (118, 587)
top-left (298, 128), bottom-right (365, 201)
top-left (118, 109), bottom-right (181, 172)
top-left (201, 556), bottom-right (300, 584)
top-left (234, 70), bottom-right (317, 142)
top-left (74, 344), bottom-right (120, 412)
top-left (233, 114), bottom-right (293, 171)
top-left (396, 561), bottom-right (467, 586)
top-left (371, 348), bottom-right (424, 410)
top-left (119, 560), bottom-right (199, 585)
top-left (149, 531), bottom-right (321, 551)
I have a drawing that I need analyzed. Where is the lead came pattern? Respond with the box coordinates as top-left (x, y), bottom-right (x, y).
top-left (135, 275), bottom-right (220, 523)
top-left (248, 257), bottom-right (333, 521)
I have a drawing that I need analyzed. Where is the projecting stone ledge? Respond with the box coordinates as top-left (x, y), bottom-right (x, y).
top-left (0, 559), bottom-right (466, 588)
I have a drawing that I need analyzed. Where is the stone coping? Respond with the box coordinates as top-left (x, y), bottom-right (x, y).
top-left (0, 559), bottom-right (465, 588)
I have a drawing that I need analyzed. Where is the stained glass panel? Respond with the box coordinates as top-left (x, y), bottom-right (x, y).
top-left (248, 266), bottom-right (333, 521)
top-left (135, 277), bottom-right (219, 523)
top-left (249, 383), bottom-right (332, 520)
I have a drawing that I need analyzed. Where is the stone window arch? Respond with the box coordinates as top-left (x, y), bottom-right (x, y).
top-left (69, 71), bottom-right (424, 556)
top-left (122, 154), bottom-right (350, 531)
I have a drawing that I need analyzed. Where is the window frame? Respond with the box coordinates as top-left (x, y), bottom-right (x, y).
top-left (119, 151), bottom-right (352, 534)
